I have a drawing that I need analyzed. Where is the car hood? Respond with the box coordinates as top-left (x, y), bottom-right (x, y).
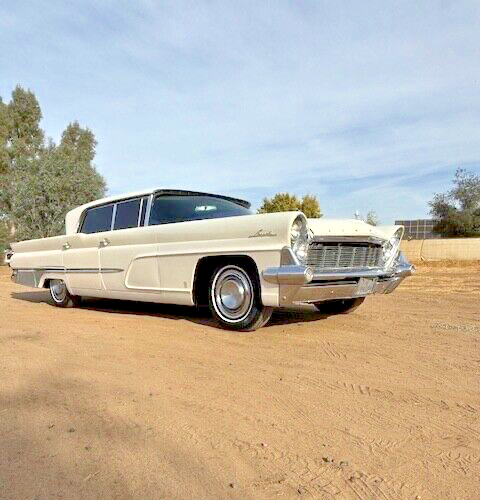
top-left (308, 218), bottom-right (402, 241)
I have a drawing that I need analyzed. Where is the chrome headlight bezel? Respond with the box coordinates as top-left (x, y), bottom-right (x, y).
top-left (290, 215), bottom-right (311, 264)
top-left (382, 228), bottom-right (403, 268)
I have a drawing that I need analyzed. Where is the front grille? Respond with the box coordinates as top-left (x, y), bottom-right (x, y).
top-left (305, 241), bottom-right (383, 270)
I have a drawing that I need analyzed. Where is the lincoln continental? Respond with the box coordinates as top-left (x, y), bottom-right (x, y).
top-left (6, 189), bottom-right (414, 330)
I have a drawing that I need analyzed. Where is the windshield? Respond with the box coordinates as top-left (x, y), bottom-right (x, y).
top-left (149, 195), bottom-right (252, 226)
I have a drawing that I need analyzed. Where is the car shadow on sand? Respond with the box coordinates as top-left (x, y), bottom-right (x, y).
top-left (11, 289), bottom-right (330, 329)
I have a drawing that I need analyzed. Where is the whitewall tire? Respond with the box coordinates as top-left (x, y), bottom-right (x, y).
top-left (49, 279), bottom-right (80, 308)
top-left (209, 265), bottom-right (272, 331)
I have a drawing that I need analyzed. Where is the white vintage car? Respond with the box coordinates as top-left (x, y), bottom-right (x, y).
top-left (7, 189), bottom-right (414, 330)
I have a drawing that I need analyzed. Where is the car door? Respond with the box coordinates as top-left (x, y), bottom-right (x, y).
top-left (147, 194), bottom-right (209, 305)
top-left (99, 196), bottom-right (160, 292)
top-left (63, 204), bottom-right (114, 291)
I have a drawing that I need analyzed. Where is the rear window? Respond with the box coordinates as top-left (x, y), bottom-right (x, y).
top-left (113, 198), bottom-right (141, 230)
top-left (81, 205), bottom-right (114, 234)
top-left (149, 195), bottom-right (251, 226)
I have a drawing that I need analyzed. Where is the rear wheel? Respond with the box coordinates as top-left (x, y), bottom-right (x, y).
top-left (49, 279), bottom-right (80, 308)
top-left (314, 297), bottom-right (365, 315)
top-left (209, 264), bottom-right (272, 331)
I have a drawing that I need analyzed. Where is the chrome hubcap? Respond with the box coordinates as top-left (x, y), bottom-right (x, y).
top-left (50, 279), bottom-right (67, 303)
top-left (212, 266), bottom-right (253, 322)
top-left (220, 279), bottom-right (245, 309)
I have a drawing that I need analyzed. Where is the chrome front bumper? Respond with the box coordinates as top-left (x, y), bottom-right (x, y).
top-left (262, 251), bottom-right (415, 307)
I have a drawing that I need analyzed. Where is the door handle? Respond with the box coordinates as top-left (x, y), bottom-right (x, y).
top-left (99, 238), bottom-right (110, 248)
top-left (62, 242), bottom-right (71, 250)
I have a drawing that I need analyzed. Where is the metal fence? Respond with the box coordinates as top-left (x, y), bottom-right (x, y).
top-left (395, 219), bottom-right (443, 240)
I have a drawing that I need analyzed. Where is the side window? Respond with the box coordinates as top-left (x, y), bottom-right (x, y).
top-left (113, 198), bottom-right (141, 230)
top-left (148, 195), bottom-right (251, 225)
top-left (81, 205), bottom-right (114, 234)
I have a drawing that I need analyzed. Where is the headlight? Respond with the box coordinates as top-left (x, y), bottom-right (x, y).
top-left (291, 216), bottom-right (310, 263)
top-left (382, 228), bottom-right (403, 266)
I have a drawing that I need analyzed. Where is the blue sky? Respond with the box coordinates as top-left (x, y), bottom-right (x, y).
top-left (1, 1), bottom-right (479, 223)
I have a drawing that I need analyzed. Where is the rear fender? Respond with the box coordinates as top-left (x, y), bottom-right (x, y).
top-left (38, 272), bottom-right (72, 292)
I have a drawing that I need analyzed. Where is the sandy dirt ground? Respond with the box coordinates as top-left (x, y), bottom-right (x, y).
top-left (0, 264), bottom-right (479, 500)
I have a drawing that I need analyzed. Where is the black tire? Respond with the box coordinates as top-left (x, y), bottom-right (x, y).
top-left (208, 264), bottom-right (273, 331)
top-left (314, 297), bottom-right (365, 315)
top-left (49, 279), bottom-right (80, 308)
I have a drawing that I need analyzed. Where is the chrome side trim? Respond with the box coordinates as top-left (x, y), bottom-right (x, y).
top-left (14, 266), bottom-right (65, 272)
top-left (65, 268), bottom-right (123, 274)
top-left (12, 267), bottom-right (123, 274)
top-left (12, 267), bottom-right (124, 288)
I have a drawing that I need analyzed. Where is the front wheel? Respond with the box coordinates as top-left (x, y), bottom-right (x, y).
top-left (49, 279), bottom-right (80, 308)
top-left (314, 297), bottom-right (365, 315)
top-left (209, 264), bottom-right (272, 331)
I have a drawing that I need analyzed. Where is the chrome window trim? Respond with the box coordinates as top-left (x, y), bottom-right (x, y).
top-left (139, 196), bottom-right (149, 226)
top-left (77, 193), bottom-right (153, 234)
top-left (110, 203), bottom-right (117, 231)
top-left (137, 198), bottom-right (144, 227)
top-left (144, 194), bottom-right (154, 227)
top-left (77, 210), bottom-right (87, 233)
top-left (112, 197), bottom-right (142, 231)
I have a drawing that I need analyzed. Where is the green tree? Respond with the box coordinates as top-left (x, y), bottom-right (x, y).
top-left (0, 98), bottom-right (12, 178)
top-left (0, 86), bottom-right (107, 241)
top-left (0, 217), bottom-right (10, 258)
top-left (7, 86), bottom-right (44, 158)
top-left (429, 168), bottom-right (480, 237)
top-left (300, 194), bottom-right (322, 218)
top-left (258, 193), bottom-right (322, 218)
top-left (59, 121), bottom-right (96, 164)
top-left (364, 210), bottom-right (379, 226)
top-left (8, 136), bottom-right (105, 241)
top-left (0, 86), bottom-right (45, 214)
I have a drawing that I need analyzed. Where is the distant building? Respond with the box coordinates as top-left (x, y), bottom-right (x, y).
top-left (394, 219), bottom-right (442, 240)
